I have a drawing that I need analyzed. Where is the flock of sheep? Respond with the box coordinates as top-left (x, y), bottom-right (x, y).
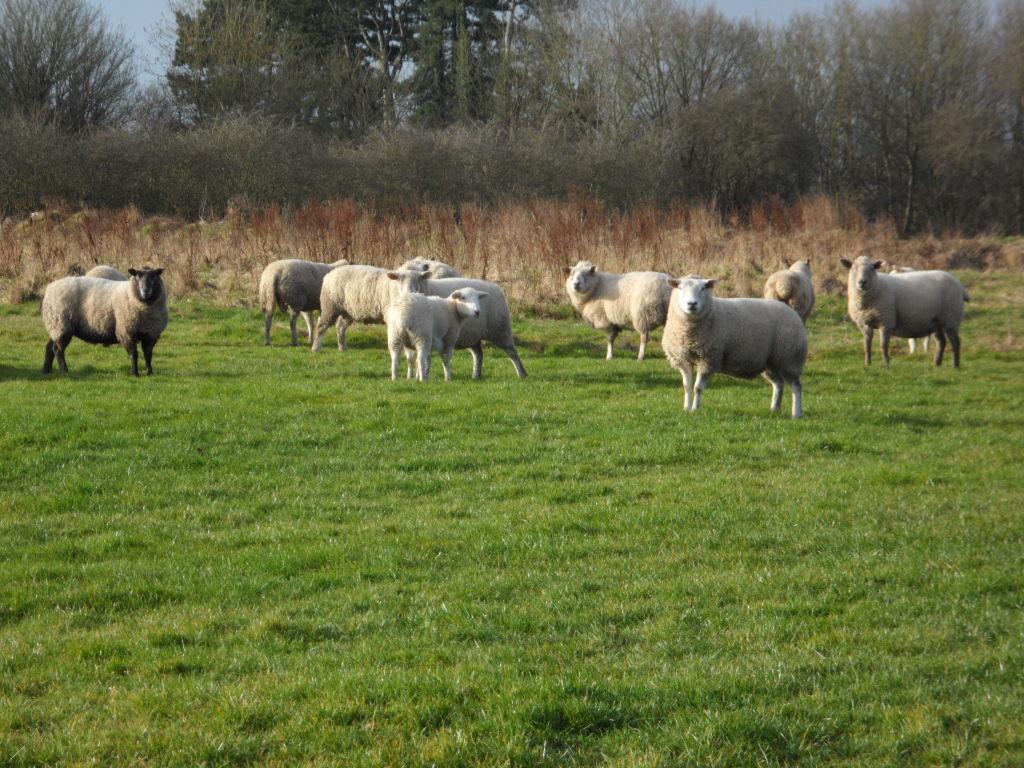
top-left (38, 254), bottom-right (969, 418)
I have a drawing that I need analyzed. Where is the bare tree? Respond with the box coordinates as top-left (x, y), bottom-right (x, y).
top-left (0, 0), bottom-right (136, 130)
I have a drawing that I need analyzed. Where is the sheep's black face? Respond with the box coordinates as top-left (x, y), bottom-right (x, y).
top-left (129, 267), bottom-right (165, 303)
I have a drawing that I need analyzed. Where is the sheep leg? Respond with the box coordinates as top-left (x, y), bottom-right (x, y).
top-left (312, 308), bottom-right (338, 353)
top-left (405, 348), bottom-right (415, 379)
top-left (863, 327), bottom-right (874, 365)
top-left (417, 344), bottom-right (430, 382)
top-left (126, 340), bottom-right (139, 377)
top-left (764, 371), bottom-right (784, 413)
top-left (791, 378), bottom-right (803, 419)
top-left (933, 327), bottom-right (947, 366)
top-left (947, 328), bottom-right (961, 368)
top-left (54, 336), bottom-right (70, 373)
top-left (389, 344), bottom-right (402, 381)
top-left (680, 361), bottom-right (694, 411)
top-left (337, 316), bottom-right (350, 351)
top-left (605, 328), bottom-right (619, 360)
top-left (908, 337), bottom-right (917, 354)
top-left (442, 349), bottom-right (454, 382)
top-left (263, 312), bottom-right (273, 346)
top-left (470, 343), bottom-right (484, 379)
top-left (141, 338), bottom-right (156, 375)
top-left (691, 371), bottom-right (710, 413)
top-left (301, 312), bottom-right (314, 343)
top-left (637, 331), bottom-right (649, 361)
top-left (43, 340), bottom-right (55, 374)
top-left (924, 335), bottom-right (931, 352)
top-left (503, 347), bottom-right (528, 378)
top-left (880, 328), bottom-right (892, 366)
top-left (289, 311), bottom-right (300, 346)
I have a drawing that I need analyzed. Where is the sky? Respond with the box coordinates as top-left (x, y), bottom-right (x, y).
top-left (97, 0), bottom-right (879, 83)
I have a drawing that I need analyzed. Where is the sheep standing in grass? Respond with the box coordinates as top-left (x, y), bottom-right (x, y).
top-left (763, 260), bottom-right (815, 323)
top-left (85, 265), bottom-right (128, 281)
top-left (563, 261), bottom-right (672, 360)
top-left (41, 267), bottom-right (168, 376)
top-left (259, 258), bottom-right (348, 346)
top-left (662, 276), bottom-right (807, 418)
top-left (888, 266), bottom-right (931, 353)
top-left (842, 256), bottom-right (968, 367)
top-left (422, 277), bottom-right (527, 378)
top-left (400, 258), bottom-right (460, 279)
top-left (386, 288), bottom-right (488, 381)
top-left (312, 266), bottom-right (427, 352)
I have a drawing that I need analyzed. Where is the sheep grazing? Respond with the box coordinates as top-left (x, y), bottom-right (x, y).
top-left (763, 260), bottom-right (815, 323)
top-left (259, 258), bottom-right (348, 346)
top-left (662, 276), bottom-right (808, 418)
top-left (888, 266), bottom-right (930, 353)
top-left (841, 256), bottom-right (969, 367)
top-left (422, 277), bottom-right (527, 379)
top-left (386, 288), bottom-right (488, 381)
top-left (312, 266), bottom-right (427, 352)
top-left (41, 267), bottom-right (169, 376)
top-left (400, 258), bottom-right (461, 279)
top-left (85, 265), bottom-right (128, 281)
top-left (563, 260), bottom-right (672, 360)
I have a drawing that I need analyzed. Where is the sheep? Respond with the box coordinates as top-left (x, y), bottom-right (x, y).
top-left (386, 288), bottom-right (488, 381)
top-left (312, 266), bottom-right (427, 352)
top-left (763, 260), bottom-right (815, 323)
top-left (85, 265), bottom-right (128, 281)
top-left (400, 258), bottom-right (461, 279)
top-left (841, 256), bottom-right (968, 367)
top-left (41, 267), bottom-right (169, 376)
top-left (888, 266), bottom-right (930, 353)
top-left (422, 277), bottom-right (527, 379)
top-left (563, 260), bottom-right (673, 360)
top-left (662, 276), bottom-right (808, 418)
top-left (259, 258), bottom-right (348, 346)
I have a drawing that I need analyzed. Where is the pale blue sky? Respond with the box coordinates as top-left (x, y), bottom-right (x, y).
top-left (97, 0), bottom-right (877, 82)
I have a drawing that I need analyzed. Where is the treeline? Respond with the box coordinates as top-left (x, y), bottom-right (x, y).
top-left (1, 0), bottom-right (1023, 234)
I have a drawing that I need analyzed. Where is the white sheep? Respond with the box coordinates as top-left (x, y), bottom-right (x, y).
top-left (662, 276), bottom-right (808, 418)
top-left (386, 288), bottom-right (488, 381)
top-left (563, 260), bottom-right (672, 360)
top-left (841, 256), bottom-right (968, 367)
top-left (400, 258), bottom-right (461, 279)
top-left (85, 265), bottom-right (128, 281)
top-left (312, 266), bottom-right (427, 352)
top-left (763, 260), bottom-right (815, 323)
top-left (41, 267), bottom-right (169, 376)
top-left (888, 266), bottom-right (930, 353)
top-left (422, 277), bottom-right (527, 378)
top-left (259, 258), bottom-right (348, 346)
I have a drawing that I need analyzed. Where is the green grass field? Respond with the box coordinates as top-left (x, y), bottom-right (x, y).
top-left (1, 275), bottom-right (1023, 767)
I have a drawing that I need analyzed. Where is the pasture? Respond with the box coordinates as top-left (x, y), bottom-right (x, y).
top-left (1, 275), bottom-right (1023, 767)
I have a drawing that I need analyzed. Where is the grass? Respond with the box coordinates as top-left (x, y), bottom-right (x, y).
top-left (1, 273), bottom-right (1023, 766)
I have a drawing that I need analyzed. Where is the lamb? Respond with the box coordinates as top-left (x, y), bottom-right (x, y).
top-left (259, 258), bottom-right (348, 346)
top-left (312, 266), bottom-right (427, 352)
top-left (422, 277), bottom-right (527, 379)
top-left (563, 261), bottom-right (672, 360)
top-left (400, 258), bottom-right (461, 279)
top-left (662, 276), bottom-right (808, 418)
top-left (763, 260), bottom-right (815, 323)
top-left (386, 288), bottom-right (488, 381)
top-left (41, 267), bottom-right (169, 376)
top-left (841, 256), bottom-right (968, 367)
top-left (888, 266), bottom-right (930, 353)
top-left (85, 265), bottom-right (128, 281)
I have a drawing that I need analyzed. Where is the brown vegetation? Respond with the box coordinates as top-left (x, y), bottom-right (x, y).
top-left (2, 197), bottom-right (1020, 312)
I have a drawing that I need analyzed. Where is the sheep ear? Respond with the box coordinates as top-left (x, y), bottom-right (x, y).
top-left (386, 271), bottom-right (399, 280)
top-left (153, 268), bottom-right (163, 276)
top-left (588, 265), bottom-right (597, 275)
top-left (562, 267), bottom-right (572, 276)
top-left (871, 260), bottom-right (883, 271)
top-left (450, 291), bottom-right (462, 300)
top-left (704, 279), bottom-right (717, 290)
top-left (128, 268), bottom-right (138, 276)
top-left (478, 292), bottom-right (489, 300)
top-left (840, 259), bottom-right (852, 269)
top-left (667, 278), bottom-right (679, 289)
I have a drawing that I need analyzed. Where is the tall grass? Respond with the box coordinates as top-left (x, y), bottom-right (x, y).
top-left (1, 196), bottom-right (1019, 310)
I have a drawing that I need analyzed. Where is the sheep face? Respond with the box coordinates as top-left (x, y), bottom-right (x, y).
top-left (128, 267), bottom-right (165, 304)
top-left (669, 277), bottom-right (716, 317)
top-left (841, 256), bottom-right (884, 292)
top-left (449, 288), bottom-right (488, 319)
top-left (386, 268), bottom-right (427, 295)
top-left (563, 261), bottom-right (599, 296)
